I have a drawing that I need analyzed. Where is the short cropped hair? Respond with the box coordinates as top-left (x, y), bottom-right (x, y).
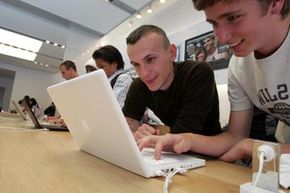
top-left (192, 0), bottom-right (289, 19)
top-left (126, 25), bottom-right (170, 49)
top-left (60, 60), bottom-right (77, 71)
top-left (92, 45), bottom-right (125, 70)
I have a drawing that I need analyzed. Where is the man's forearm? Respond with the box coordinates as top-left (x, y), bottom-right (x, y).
top-left (188, 132), bottom-right (244, 157)
top-left (125, 117), bottom-right (141, 132)
top-left (281, 143), bottom-right (290, 154)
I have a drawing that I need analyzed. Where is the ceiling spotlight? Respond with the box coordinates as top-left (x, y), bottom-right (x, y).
top-left (146, 8), bottom-right (153, 14)
top-left (160, 0), bottom-right (166, 4)
top-left (136, 13), bottom-right (142, 19)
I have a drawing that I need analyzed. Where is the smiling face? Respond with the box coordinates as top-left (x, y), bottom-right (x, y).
top-left (204, 0), bottom-right (285, 57)
top-left (196, 48), bottom-right (207, 61)
top-left (127, 32), bottom-right (176, 91)
top-left (203, 36), bottom-right (216, 54)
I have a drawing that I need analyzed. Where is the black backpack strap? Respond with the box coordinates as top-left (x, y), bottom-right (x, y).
top-left (110, 73), bottom-right (123, 88)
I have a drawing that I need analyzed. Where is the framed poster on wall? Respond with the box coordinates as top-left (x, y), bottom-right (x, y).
top-left (184, 31), bottom-right (232, 70)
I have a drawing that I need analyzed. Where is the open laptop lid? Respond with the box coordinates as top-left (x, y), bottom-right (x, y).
top-left (12, 100), bottom-right (27, 120)
top-left (47, 70), bottom-right (149, 177)
top-left (22, 98), bottom-right (42, 129)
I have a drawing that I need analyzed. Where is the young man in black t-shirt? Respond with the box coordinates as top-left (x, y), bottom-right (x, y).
top-left (123, 25), bottom-right (221, 142)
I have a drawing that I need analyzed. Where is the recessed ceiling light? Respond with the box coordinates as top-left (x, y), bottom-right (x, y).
top-left (136, 13), bottom-right (142, 19)
top-left (0, 28), bottom-right (42, 61)
top-left (146, 8), bottom-right (153, 14)
top-left (0, 44), bottom-right (38, 61)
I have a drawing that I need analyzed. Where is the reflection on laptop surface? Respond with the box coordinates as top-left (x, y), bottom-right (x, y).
top-left (22, 99), bottom-right (68, 131)
top-left (47, 70), bottom-right (205, 178)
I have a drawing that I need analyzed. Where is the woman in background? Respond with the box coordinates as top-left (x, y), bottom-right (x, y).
top-left (92, 45), bottom-right (133, 108)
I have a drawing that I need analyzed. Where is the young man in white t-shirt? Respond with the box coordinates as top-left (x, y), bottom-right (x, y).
top-left (138, 0), bottom-right (290, 162)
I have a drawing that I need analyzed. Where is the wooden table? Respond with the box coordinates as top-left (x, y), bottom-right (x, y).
top-left (0, 119), bottom-right (289, 193)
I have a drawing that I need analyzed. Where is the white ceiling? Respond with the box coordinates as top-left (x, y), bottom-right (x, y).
top-left (0, 0), bottom-right (152, 74)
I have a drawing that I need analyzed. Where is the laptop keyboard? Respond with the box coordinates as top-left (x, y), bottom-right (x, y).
top-left (141, 149), bottom-right (182, 166)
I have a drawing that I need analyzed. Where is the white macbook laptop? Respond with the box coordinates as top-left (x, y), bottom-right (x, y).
top-left (47, 70), bottom-right (205, 178)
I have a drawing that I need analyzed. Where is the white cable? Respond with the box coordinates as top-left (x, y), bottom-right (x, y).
top-left (251, 145), bottom-right (276, 193)
top-left (163, 168), bottom-right (188, 193)
top-left (163, 170), bottom-right (178, 193)
top-left (252, 151), bottom-right (265, 193)
top-left (155, 170), bottom-right (167, 178)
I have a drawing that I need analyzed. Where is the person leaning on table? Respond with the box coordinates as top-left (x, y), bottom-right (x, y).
top-left (138, 0), bottom-right (290, 161)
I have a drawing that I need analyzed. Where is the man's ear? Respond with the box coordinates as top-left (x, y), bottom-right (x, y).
top-left (169, 44), bottom-right (177, 61)
top-left (270, 0), bottom-right (285, 15)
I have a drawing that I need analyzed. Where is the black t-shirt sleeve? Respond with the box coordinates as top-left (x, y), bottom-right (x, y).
top-left (122, 78), bottom-right (147, 121)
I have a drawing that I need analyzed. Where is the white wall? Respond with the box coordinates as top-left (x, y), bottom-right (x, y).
top-left (0, 76), bottom-right (14, 110)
